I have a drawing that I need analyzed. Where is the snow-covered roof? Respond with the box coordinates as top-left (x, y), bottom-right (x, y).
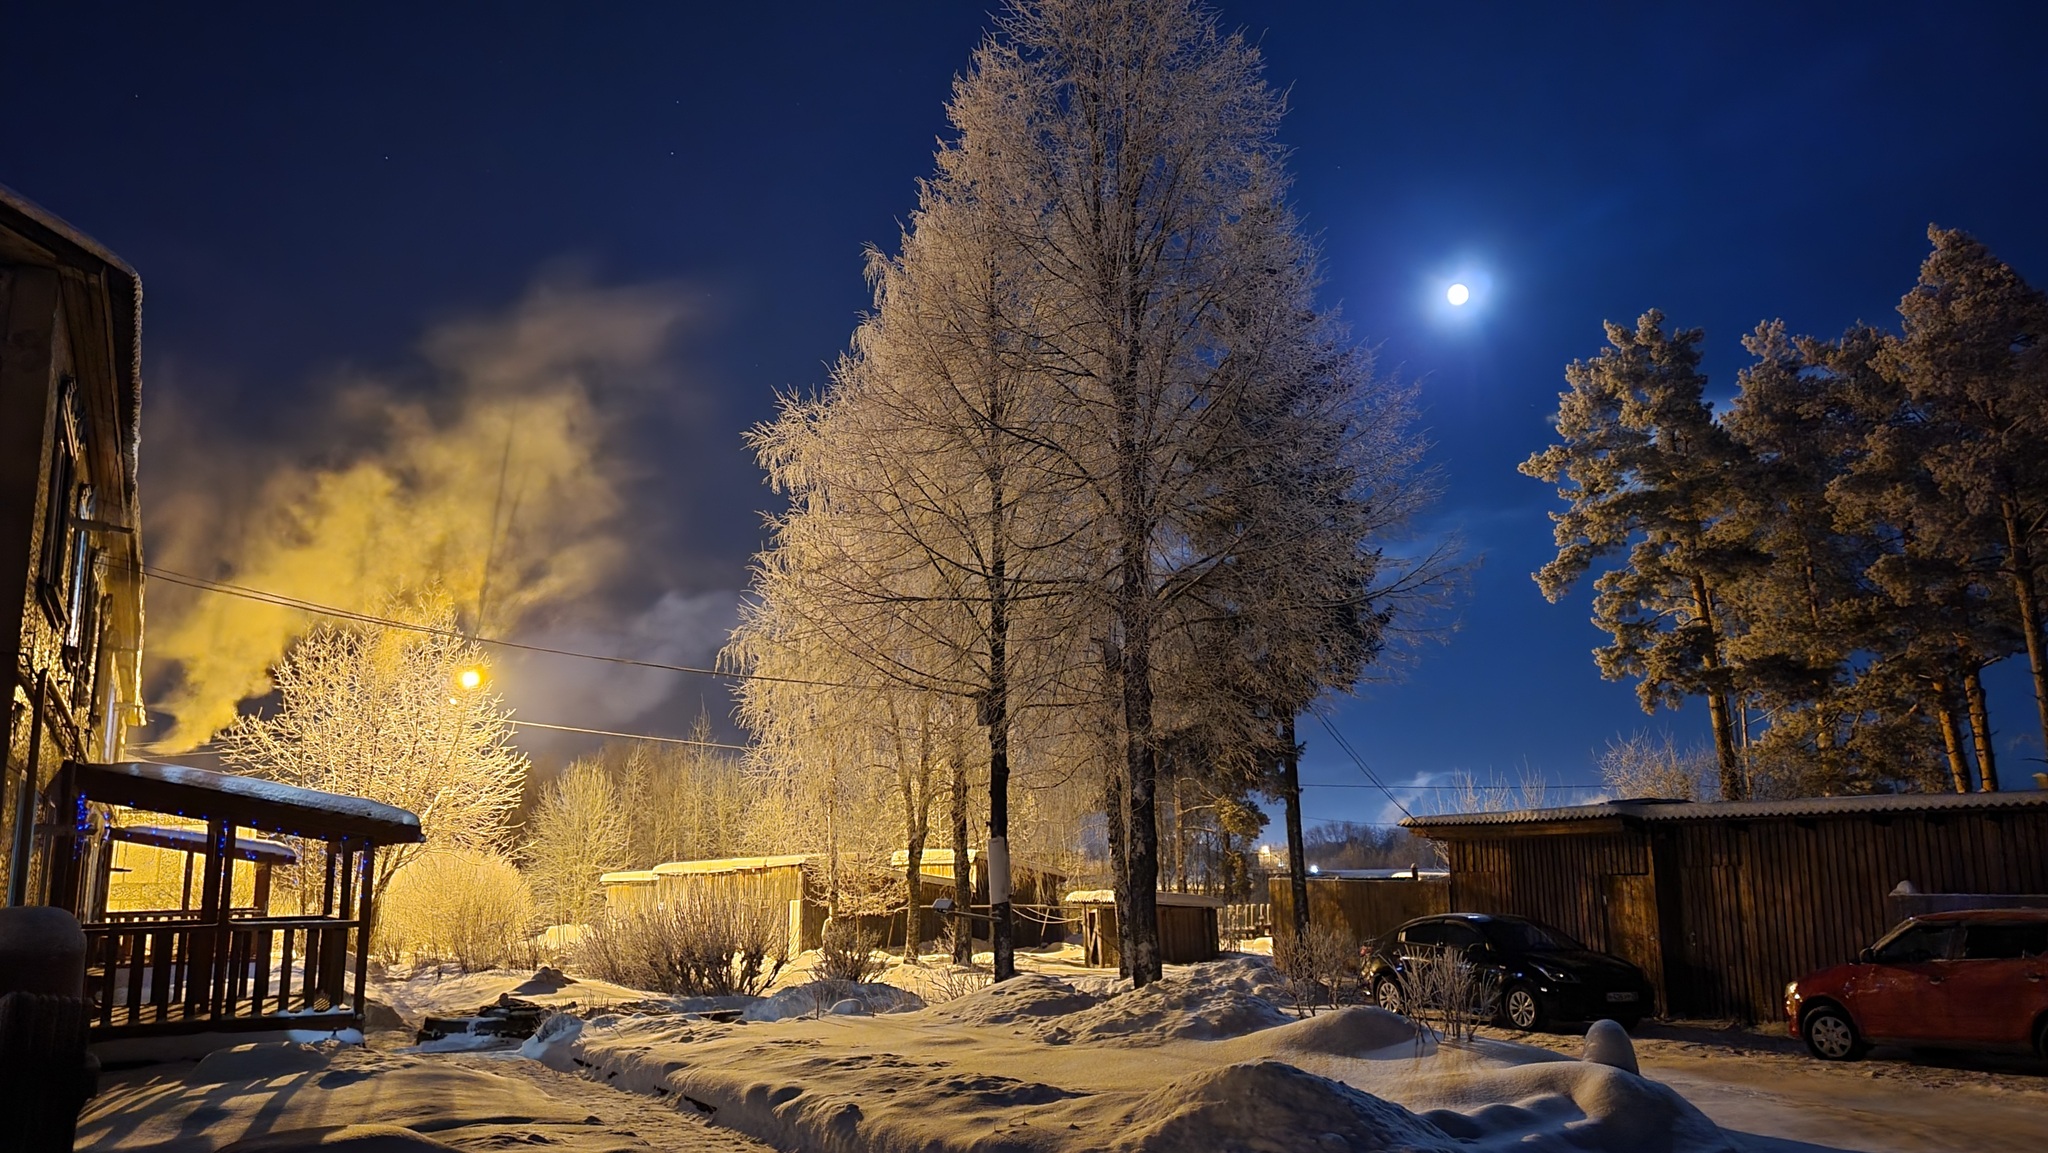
top-left (599, 870), bottom-right (661, 885)
top-left (72, 761), bottom-right (425, 845)
top-left (110, 823), bottom-right (299, 865)
top-left (889, 848), bottom-right (979, 868)
top-left (650, 855), bottom-right (811, 877)
top-left (1402, 788), bottom-right (2048, 836)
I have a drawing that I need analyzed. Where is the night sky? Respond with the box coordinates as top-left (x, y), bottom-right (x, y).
top-left (6, 3), bottom-right (2045, 827)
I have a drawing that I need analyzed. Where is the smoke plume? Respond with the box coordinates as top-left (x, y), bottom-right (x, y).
top-left (146, 278), bottom-right (697, 751)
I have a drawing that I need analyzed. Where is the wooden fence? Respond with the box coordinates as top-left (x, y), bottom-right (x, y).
top-left (1268, 876), bottom-right (1450, 955)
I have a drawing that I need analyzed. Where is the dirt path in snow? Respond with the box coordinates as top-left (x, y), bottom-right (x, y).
top-left (438, 1051), bottom-right (786, 1153)
top-left (1508, 1022), bottom-right (2048, 1153)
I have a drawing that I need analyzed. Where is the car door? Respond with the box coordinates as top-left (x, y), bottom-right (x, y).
top-left (1853, 921), bottom-right (1961, 1043)
top-left (1935, 922), bottom-right (2048, 1046)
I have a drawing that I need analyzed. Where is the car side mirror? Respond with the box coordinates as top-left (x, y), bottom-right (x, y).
top-left (1857, 947), bottom-right (1873, 964)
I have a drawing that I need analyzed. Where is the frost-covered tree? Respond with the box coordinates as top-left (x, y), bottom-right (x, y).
top-left (523, 758), bottom-right (631, 927)
top-left (1523, 313), bottom-right (1758, 798)
top-left (218, 601), bottom-right (526, 899)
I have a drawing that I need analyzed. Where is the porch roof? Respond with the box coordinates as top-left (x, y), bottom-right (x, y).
top-left (69, 761), bottom-right (425, 846)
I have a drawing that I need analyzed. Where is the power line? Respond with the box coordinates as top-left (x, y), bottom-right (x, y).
top-left (508, 718), bottom-right (749, 752)
top-left (1308, 709), bottom-right (1415, 821)
top-left (138, 564), bottom-right (852, 689)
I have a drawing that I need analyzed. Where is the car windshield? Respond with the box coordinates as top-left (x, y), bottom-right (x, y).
top-left (1481, 918), bottom-right (1584, 952)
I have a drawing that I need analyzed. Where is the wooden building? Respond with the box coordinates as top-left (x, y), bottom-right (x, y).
top-left (1268, 869), bottom-right (1450, 956)
top-left (47, 760), bottom-right (423, 1045)
top-left (1, 186), bottom-right (147, 909)
top-left (1066, 890), bottom-right (1221, 968)
top-left (1404, 791), bottom-right (2048, 1023)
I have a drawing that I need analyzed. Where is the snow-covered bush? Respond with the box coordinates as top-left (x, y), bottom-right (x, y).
top-left (1396, 942), bottom-right (1501, 1043)
top-left (814, 918), bottom-right (888, 984)
top-left (575, 890), bottom-right (788, 996)
top-left (1274, 921), bottom-right (1360, 1015)
top-left (375, 848), bottom-right (538, 971)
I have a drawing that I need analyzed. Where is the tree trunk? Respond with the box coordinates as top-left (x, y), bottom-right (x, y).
top-left (983, 428), bottom-right (1017, 980)
top-left (902, 826), bottom-right (928, 961)
top-left (1691, 574), bottom-right (1744, 799)
top-left (1121, 625), bottom-right (1163, 987)
top-left (2001, 500), bottom-right (2048, 758)
top-left (1932, 677), bottom-right (1973, 794)
top-left (1964, 663), bottom-right (1999, 792)
top-left (1104, 766), bottom-right (1132, 978)
top-left (950, 747), bottom-right (973, 965)
top-left (1280, 714), bottom-right (1310, 952)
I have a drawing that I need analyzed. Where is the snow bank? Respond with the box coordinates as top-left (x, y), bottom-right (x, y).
top-left (217, 1123), bottom-right (459, 1153)
top-left (740, 980), bottom-right (924, 1022)
top-left (1112, 1060), bottom-right (1458, 1152)
top-left (188, 1041), bottom-right (339, 1084)
top-left (560, 957), bottom-right (1739, 1153)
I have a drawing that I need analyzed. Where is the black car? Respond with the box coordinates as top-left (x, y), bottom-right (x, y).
top-left (1361, 913), bottom-right (1655, 1031)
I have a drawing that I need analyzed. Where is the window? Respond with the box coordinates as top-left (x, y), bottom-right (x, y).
top-left (1482, 918), bottom-right (1584, 952)
top-left (1872, 922), bottom-right (1961, 964)
top-left (1402, 922), bottom-right (1448, 947)
top-left (1961, 923), bottom-right (2048, 961)
top-left (38, 379), bottom-right (87, 628)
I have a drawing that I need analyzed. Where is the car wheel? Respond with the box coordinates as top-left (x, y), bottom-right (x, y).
top-left (1802, 1005), bottom-right (1865, 1061)
top-left (2034, 1015), bottom-right (2048, 1060)
top-left (1373, 976), bottom-right (1405, 1017)
top-left (1502, 982), bottom-right (1546, 1031)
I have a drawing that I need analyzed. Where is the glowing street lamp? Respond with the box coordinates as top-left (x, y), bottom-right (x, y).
top-left (456, 667), bottom-right (484, 692)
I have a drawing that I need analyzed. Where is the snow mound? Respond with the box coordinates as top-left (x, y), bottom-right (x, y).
top-left (1581, 1019), bottom-right (1638, 1074)
top-left (218, 1124), bottom-right (458, 1153)
top-left (188, 1041), bottom-right (336, 1084)
top-left (1111, 1060), bottom-right (1457, 1152)
top-left (1183, 955), bottom-right (1293, 1002)
top-left (1411, 1061), bottom-right (1735, 1153)
top-left (1053, 968), bottom-right (1290, 1044)
top-left (1264, 1006), bottom-right (1426, 1058)
top-left (519, 1012), bottom-right (583, 1070)
top-left (742, 980), bottom-right (925, 1022)
top-left (925, 972), bottom-right (1099, 1027)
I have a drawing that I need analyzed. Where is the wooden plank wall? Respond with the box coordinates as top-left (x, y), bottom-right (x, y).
top-left (1268, 878), bottom-right (1450, 955)
top-left (1660, 809), bottom-right (2048, 1022)
top-left (1440, 809), bottom-right (2048, 1023)
top-left (1443, 831), bottom-right (1653, 960)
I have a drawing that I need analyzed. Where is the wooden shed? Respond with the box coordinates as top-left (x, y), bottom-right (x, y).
top-left (1268, 869), bottom-right (1450, 956)
top-left (1066, 890), bottom-right (1221, 968)
top-left (1404, 790), bottom-right (2048, 1023)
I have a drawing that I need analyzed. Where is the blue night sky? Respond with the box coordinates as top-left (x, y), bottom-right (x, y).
top-left (5, 3), bottom-right (2045, 826)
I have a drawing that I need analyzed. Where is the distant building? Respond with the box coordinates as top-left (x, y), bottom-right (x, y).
top-left (0, 186), bottom-right (146, 907)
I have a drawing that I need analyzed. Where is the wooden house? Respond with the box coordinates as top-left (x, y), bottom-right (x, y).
top-left (0, 186), bottom-right (146, 909)
top-left (1404, 791), bottom-right (2048, 1022)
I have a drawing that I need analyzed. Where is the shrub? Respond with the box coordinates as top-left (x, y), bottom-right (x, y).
top-left (921, 964), bottom-right (992, 1004)
top-left (1395, 942), bottom-right (1501, 1044)
top-left (575, 890), bottom-right (789, 996)
top-left (1274, 920), bottom-right (1360, 1016)
top-left (375, 848), bottom-right (537, 971)
top-left (815, 918), bottom-right (889, 984)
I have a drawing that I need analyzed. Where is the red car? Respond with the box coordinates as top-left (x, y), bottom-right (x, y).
top-left (1786, 909), bottom-right (2048, 1061)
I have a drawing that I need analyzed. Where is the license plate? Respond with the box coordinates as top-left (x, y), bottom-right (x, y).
top-left (1606, 992), bottom-right (1638, 1002)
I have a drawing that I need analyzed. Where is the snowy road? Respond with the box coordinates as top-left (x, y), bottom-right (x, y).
top-left (1514, 1023), bottom-right (2048, 1153)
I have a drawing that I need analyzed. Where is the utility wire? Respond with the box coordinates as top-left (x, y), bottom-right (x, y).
top-left (1308, 709), bottom-right (1416, 822)
top-left (138, 564), bottom-right (852, 689)
top-left (507, 718), bottom-right (750, 752)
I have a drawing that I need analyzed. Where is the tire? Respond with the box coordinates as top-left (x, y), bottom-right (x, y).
top-left (1373, 976), bottom-right (1406, 1017)
top-left (2034, 1015), bottom-right (2048, 1060)
top-left (1801, 1005), bottom-right (1865, 1061)
top-left (1501, 982), bottom-right (1546, 1031)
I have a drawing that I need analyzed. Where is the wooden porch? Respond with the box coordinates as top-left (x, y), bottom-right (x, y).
top-left (48, 761), bottom-right (423, 1041)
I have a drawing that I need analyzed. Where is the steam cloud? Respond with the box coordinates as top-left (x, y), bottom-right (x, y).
top-left (146, 278), bottom-right (701, 751)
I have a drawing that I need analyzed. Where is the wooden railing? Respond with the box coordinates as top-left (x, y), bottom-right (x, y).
top-left (82, 916), bottom-right (362, 1032)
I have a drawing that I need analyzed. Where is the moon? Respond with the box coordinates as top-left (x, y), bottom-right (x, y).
top-left (1446, 282), bottom-right (1471, 306)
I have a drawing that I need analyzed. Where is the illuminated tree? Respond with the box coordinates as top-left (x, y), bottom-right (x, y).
top-left (523, 758), bottom-right (632, 927)
top-left (218, 601), bottom-right (526, 898)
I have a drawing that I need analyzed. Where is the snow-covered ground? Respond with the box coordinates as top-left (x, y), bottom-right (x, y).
top-left (77, 953), bottom-right (2044, 1153)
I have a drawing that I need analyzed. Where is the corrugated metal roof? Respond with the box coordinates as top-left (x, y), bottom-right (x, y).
top-left (1402, 788), bottom-right (2048, 831)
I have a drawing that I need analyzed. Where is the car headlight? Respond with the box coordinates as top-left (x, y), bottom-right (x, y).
top-left (1532, 964), bottom-right (1580, 984)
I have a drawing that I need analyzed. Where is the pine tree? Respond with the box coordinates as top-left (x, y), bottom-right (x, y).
top-left (1523, 312), bottom-right (1757, 798)
top-left (1874, 227), bottom-right (2048, 778)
